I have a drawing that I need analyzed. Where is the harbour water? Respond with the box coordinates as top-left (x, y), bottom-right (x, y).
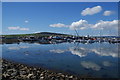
top-left (1, 42), bottom-right (119, 78)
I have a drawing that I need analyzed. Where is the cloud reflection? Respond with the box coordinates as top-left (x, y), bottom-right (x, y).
top-left (91, 48), bottom-right (118, 58)
top-left (50, 49), bottom-right (66, 53)
top-left (8, 46), bottom-right (30, 50)
top-left (49, 44), bottom-right (118, 58)
top-left (81, 61), bottom-right (101, 71)
top-left (69, 47), bottom-right (89, 57)
top-left (8, 47), bottom-right (20, 50)
top-left (102, 61), bottom-right (113, 67)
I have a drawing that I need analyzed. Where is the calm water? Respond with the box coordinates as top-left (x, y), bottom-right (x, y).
top-left (1, 42), bottom-right (119, 78)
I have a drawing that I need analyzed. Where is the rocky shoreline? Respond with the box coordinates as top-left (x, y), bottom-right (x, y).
top-left (1, 59), bottom-right (118, 80)
top-left (1, 59), bottom-right (81, 80)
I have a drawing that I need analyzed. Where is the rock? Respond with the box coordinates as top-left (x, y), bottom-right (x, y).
top-left (69, 76), bottom-right (73, 78)
top-left (11, 71), bottom-right (17, 76)
top-left (40, 73), bottom-right (44, 76)
top-left (20, 71), bottom-right (26, 75)
top-left (40, 76), bottom-right (44, 79)
top-left (27, 73), bottom-right (33, 78)
top-left (3, 73), bottom-right (10, 77)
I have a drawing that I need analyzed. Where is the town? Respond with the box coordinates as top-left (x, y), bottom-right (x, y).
top-left (1, 32), bottom-right (120, 44)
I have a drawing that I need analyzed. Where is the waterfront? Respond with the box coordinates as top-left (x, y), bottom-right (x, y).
top-left (1, 42), bottom-right (119, 78)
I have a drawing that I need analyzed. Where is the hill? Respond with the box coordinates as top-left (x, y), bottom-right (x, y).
top-left (2, 32), bottom-right (71, 38)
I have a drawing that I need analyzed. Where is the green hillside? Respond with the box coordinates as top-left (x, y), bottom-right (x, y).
top-left (2, 32), bottom-right (72, 38)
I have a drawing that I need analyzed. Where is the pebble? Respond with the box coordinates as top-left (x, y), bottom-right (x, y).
top-left (27, 74), bottom-right (33, 78)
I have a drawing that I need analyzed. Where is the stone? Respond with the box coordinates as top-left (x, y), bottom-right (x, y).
top-left (27, 73), bottom-right (33, 78)
top-left (69, 76), bottom-right (73, 78)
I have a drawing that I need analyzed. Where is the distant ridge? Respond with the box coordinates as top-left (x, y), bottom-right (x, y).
top-left (2, 32), bottom-right (119, 38)
top-left (35, 32), bottom-right (68, 36)
top-left (2, 32), bottom-right (71, 37)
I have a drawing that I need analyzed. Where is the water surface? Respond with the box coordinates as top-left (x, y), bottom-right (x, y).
top-left (2, 42), bottom-right (119, 78)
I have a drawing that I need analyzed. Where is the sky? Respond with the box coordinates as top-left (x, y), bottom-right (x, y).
top-left (0, 2), bottom-right (2, 35)
top-left (1, 0), bottom-right (120, 2)
top-left (2, 2), bottom-right (119, 36)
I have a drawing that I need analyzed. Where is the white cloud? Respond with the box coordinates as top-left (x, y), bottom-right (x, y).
top-left (92, 20), bottom-right (118, 30)
top-left (49, 23), bottom-right (68, 28)
top-left (81, 61), bottom-right (101, 71)
top-left (8, 26), bottom-right (20, 30)
top-left (81, 6), bottom-right (102, 16)
top-left (103, 11), bottom-right (113, 16)
top-left (25, 20), bottom-right (29, 23)
top-left (19, 28), bottom-right (29, 31)
top-left (8, 26), bottom-right (29, 31)
top-left (69, 19), bottom-right (92, 30)
top-left (49, 19), bottom-right (118, 32)
top-left (49, 20), bottom-right (92, 30)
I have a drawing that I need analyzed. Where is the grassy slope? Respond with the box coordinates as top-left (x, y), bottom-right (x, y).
top-left (1, 32), bottom-right (72, 38)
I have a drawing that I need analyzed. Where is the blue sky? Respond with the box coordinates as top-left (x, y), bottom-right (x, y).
top-left (0, 2), bottom-right (2, 35)
top-left (2, 0), bottom-right (120, 2)
top-left (2, 2), bottom-right (118, 36)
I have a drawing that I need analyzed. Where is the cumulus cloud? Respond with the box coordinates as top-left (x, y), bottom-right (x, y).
top-left (81, 61), bottom-right (101, 71)
top-left (69, 19), bottom-right (92, 30)
top-left (103, 11), bottom-right (113, 16)
top-left (81, 6), bottom-right (102, 16)
top-left (19, 28), bottom-right (29, 31)
top-left (8, 26), bottom-right (20, 30)
top-left (8, 26), bottom-right (29, 31)
top-left (49, 23), bottom-right (68, 28)
top-left (50, 19), bottom-right (118, 31)
top-left (92, 20), bottom-right (118, 30)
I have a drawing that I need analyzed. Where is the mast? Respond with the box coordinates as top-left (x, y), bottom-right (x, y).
top-left (74, 28), bottom-right (79, 37)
